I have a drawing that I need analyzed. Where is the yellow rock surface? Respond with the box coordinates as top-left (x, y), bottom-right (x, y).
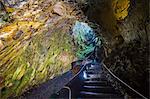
top-left (0, 21), bottom-right (43, 45)
top-left (112, 0), bottom-right (130, 20)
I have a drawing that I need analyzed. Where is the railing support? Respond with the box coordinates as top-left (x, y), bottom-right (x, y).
top-left (63, 86), bottom-right (71, 99)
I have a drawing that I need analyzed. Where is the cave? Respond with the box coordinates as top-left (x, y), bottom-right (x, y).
top-left (0, 0), bottom-right (149, 99)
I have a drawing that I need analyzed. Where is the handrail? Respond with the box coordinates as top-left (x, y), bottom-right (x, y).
top-left (63, 86), bottom-right (71, 99)
top-left (66, 52), bottom-right (94, 83)
top-left (62, 52), bottom-right (94, 99)
top-left (102, 63), bottom-right (148, 99)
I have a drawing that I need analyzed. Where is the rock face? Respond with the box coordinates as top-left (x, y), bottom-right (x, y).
top-left (85, 0), bottom-right (149, 97)
top-left (0, 1), bottom-right (10, 27)
top-left (0, 0), bottom-right (81, 98)
top-left (1, 0), bottom-right (27, 7)
top-left (86, 0), bottom-right (148, 46)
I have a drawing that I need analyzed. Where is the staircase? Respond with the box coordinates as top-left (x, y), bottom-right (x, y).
top-left (51, 60), bottom-right (124, 99)
top-left (77, 62), bottom-right (124, 99)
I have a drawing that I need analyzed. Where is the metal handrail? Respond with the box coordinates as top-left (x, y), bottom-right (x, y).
top-left (62, 52), bottom-right (94, 99)
top-left (102, 63), bottom-right (148, 99)
top-left (63, 86), bottom-right (71, 99)
top-left (66, 51), bottom-right (94, 83)
top-left (62, 48), bottom-right (148, 99)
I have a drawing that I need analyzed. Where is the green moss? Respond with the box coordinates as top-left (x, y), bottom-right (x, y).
top-left (0, 19), bottom-right (76, 98)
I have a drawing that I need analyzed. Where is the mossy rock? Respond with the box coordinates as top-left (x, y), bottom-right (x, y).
top-left (0, 19), bottom-right (77, 98)
top-left (0, 1), bottom-right (78, 98)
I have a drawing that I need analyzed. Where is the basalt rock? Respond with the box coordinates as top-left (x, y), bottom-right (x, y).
top-left (85, 0), bottom-right (149, 97)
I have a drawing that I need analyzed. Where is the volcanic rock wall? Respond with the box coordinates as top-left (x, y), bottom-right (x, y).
top-left (0, 0), bottom-right (81, 98)
top-left (85, 0), bottom-right (149, 97)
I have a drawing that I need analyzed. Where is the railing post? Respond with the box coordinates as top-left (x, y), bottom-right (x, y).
top-left (64, 86), bottom-right (71, 99)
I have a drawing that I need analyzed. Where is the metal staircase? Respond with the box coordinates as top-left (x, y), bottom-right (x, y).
top-left (50, 60), bottom-right (124, 99)
top-left (77, 62), bottom-right (124, 99)
top-left (50, 58), bottom-right (148, 99)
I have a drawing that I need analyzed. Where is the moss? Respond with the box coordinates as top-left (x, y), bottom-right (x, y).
top-left (0, 21), bottom-right (76, 98)
top-left (0, 1), bottom-right (77, 98)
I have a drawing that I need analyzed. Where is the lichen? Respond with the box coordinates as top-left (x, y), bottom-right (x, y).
top-left (112, 0), bottom-right (130, 20)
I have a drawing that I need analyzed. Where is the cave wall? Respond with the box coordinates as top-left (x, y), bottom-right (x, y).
top-left (86, 0), bottom-right (148, 47)
top-left (85, 0), bottom-right (149, 97)
top-left (0, 1), bottom-right (80, 98)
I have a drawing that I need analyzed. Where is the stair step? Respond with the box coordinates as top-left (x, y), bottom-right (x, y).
top-left (84, 81), bottom-right (109, 86)
top-left (85, 77), bottom-right (107, 81)
top-left (86, 66), bottom-right (99, 70)
top-left (84, 82), bottom-right (110, 86)
top-left (83, 85), bottom-right (116, 93)
top-left (83, 85), bottom-right (113, 89)
top-left (86, 69), bottom-right (100, 72)
top-left (80, 91), bottom-right (123, 98)
top-left (87, 74), bottom-right (105, 78)
top-left (86, 65), bottom-right (101, 70)
top-left (85, 71), bottom-right (99, 74)
top-left (86, 70), bottom-right (101, 74)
